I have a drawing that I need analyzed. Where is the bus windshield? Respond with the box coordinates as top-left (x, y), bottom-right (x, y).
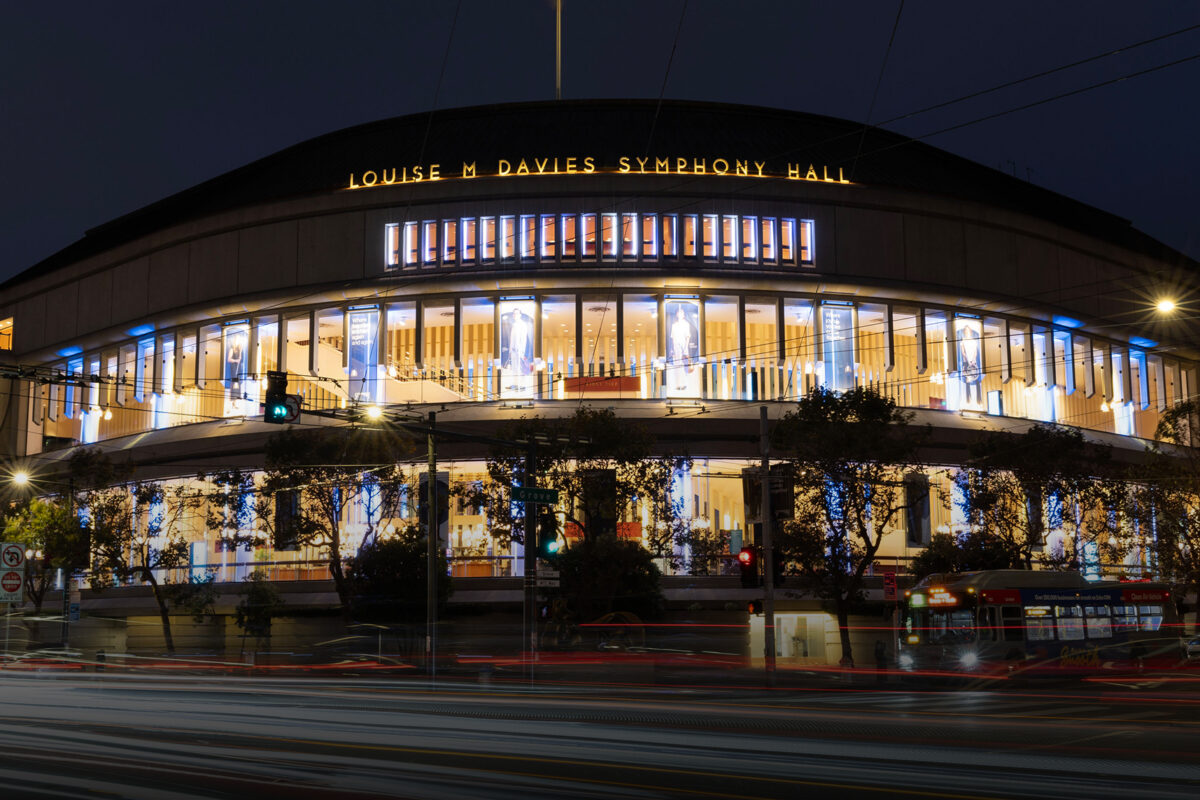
top-left (907, 608), bottom-right (977, 644)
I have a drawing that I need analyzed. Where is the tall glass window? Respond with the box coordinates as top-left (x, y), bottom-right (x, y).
top-left (499, 215), bottom-right (516, 261)
top-left (925, 309), bottom-right (949, 409)
top-left (542, 296), bottom-right (576, 399)
top-left (601, 213), bottom-right (618, 259)
top-left (423, 303), bottom-right (455, 375)
top-left (403, 221), bottom-right (419, 267)
top-left (422, 221), bottom-right (438, 265)
top-left (562, 214), bottom-right (578, 259)
top-left (442, 219), bottom-right (458, 264)
top-left (539, 214), bottom-right (556, 260)
top-left (701, 215), bottom-right (718, 261)
top-left (285, 316), bottom-right (310, 379)
top-left (761, 217), bottom-right (777, 263)
top-left (641, 214), bottom-right (658, 259)
top-left (664, 297), bottom-right (701, 398)
top-left (781, 218), bottom-right (796, 264)
top-left (460, 298), bottom-right (494, 402)
top-left (384, 302), bottom-right (417, 385)
top-left (581, 214), bottom-right (597, 259)
top-left (682, 215), bottom-right (698, 258)
top-left (721, 215), bottom-right (738, 261)
top-left (520, 215), bottom-right (537, 260)
top-left (385, 223), bottom-right (401, 268)
top-left (741, 216), bottom-right (758, 262)
top-left (857, 304), bottom-right (889, 391)
top-left (256, 317), bottom-right (279, 377)
top-left (623, 295), bottom-right (658, 392)
top-left (621, 213), bottom-right (637, 259)
top-left (799, 219), bottom-right (814, 264)
top-left (461, 218), bottom-right (477, 263)
top-left (784, 299), bottom-right (815, 397)
top-left (662, 214), bottom-right (677, 258)
top-left (582, 296), bottom-right (618, 372)
top-left (819, 303), bottom-right (855, 391)
top-left (481, 216), bottom-right (497, 262)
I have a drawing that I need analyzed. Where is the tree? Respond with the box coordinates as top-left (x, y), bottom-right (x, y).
top-left (959, 423), bottom-right (1122, 572)
top-left (909, 531), bottom-right (1021, 578)
top-left (772, 387), bottom-right (931, 667)
top-left (462, 407), bottom-right (691, 564)
top-left (235, 569), bottom-right (286, 655)
top-left (1, 496), bottom-right (88, 643)
top-left (1133, 402), bottom-right (1200, 609)
top-left (82, 478), bottom-right (203, 654)
top-left (549, 535), bottom-right (664, 627)
top-left (259, 427), bottom-right (413, 617)
top-left (347, 524), bottom-right (451, 622)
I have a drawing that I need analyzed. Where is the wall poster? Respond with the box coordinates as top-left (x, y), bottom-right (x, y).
top-left (500, 299), bottom-right (536, 399)
top-left (954, 316), bottom-right (984, 411)
top-left (664, 299), bottom-right (700, 398)
top-left (348, 308), bottom-right (380, 402)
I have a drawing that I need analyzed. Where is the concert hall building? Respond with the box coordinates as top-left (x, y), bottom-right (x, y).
top-left (1, 100), bottom-right (1196, 659)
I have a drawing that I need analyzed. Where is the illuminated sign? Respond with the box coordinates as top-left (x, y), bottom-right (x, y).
top-left (346, 156), bottom-right (852, 190)
top-left (927, 588), bottom-right (958, 606)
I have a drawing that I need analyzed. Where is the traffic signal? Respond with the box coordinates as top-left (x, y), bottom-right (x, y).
top-left (738, 546), bottom-right (761, 588)
top-left (748, 599), bottom-right (763, 614)
top-left (263, 370), bottom-right (299, 424)
top-left (536, 512), bottom-right (562, 559)
top-left (772, 547), bottom-right (786, 587)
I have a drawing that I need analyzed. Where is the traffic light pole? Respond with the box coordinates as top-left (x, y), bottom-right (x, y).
top-left (760, 406), bottom-right (777, 685)
top-left (523, 442), bottom-right (537, 684)
top-left (426, 411), bottom-right (437, 681)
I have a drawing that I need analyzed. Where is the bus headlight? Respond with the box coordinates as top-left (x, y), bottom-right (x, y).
top-left (898, 652), bottom-right (914, 670)
top-left (960, 651), bottom-right (979, 670)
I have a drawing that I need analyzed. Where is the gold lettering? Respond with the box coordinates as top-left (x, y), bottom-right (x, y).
top-left (755, 160), bottom-right (765, 176)
top-left (516, 159), bottom-right (530, 175)
top-left (839, 166), bottom-right (848, 183)
top-left (618, 156), bottom-right (631, 173)
top-left (381, 168), bottom-right (397, 185)
top-left (787, 163), bottom-right (800, 179)
top-left (693, 158), bottom-right (706, 174)
top-left (348, 173), bottom-right (360, 189)
top-left (583, 156), bottom-right (595, 173)
top-left (805, 164), bottom-right (819, 181)
top-left (429, 163), bottom-right (440, 180)
top-left (655, 157), bottom-right (669, 173)
top-left (823, 165), bottom-right (832, 182)
top-left (636, 156), bottom-right (649, 173)
top-left (735, 160), bottom-right (748, 176)
top-left (362, 170), bottom-right (378, 186)
top-left (713, 158), bottom-right (728, 175)
top-left (553, 157), bottom-right (560, 172)
top-left (535, 157), bottom-right (549, 173)
top-left (566, 156), bottom-right (577, 173)
top-left (413, 165), bottom-right (423, 181)
top-left (499, 159), bottom-right (511, 175)
top-left (677, 157), bottom-right (688, 173)
top-left (462, 161), bottom-right (477, 178)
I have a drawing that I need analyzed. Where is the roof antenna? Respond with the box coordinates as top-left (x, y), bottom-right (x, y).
top-left (555, 0), bottom-right (562, 100)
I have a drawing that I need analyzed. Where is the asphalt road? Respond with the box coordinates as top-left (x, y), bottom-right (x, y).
top-left (0, 673), bottom-right (1198, 799)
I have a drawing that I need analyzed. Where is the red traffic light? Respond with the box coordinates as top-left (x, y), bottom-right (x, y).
top-left (737, 547), bottom-right (756, 566)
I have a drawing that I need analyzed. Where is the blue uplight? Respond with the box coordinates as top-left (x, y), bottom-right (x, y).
top-left (127, 324), bottom-right (156, 337)
top-left (1130, 336), bottom-right (1158, 348)
top-left (1053, 315), bottom-right (1083, 329)
top-left (56, 345), bottom-right (83, 357)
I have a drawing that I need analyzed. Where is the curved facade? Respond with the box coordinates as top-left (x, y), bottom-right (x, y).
top-left (3, 99), bottom-right (1198, 588)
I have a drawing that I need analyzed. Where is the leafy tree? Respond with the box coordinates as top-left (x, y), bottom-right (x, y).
top-left (462, 407), bottom-right (691, 563)
top-left (347, 524), bottom-right (451, 622)
top-left (82, 478), bottom-right (202, 654)
top-left (1, 496), bottom-right (88, 641)
top-left (959, 423), bottom-right (1122, 571)
top-left (772, 387), bottom-right (931, 667)
top-left (235, 569), bottom-right (286, 654)
top-left (909, 531), bottom-right (1021, 577)
top-left (1131, 402), bottom-right (1200, 606)
top-left (259, 427), bottom-right (414, 617)
top-left (548, 535), bottom-right (664, 626)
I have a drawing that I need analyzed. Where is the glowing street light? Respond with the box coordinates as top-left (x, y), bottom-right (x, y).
top-left (11, 470), bottom-right (29, 487)
top-left (365, 405), bottom-right (383, 421)
top-left (1156, 298), bottom-right (1177, 314)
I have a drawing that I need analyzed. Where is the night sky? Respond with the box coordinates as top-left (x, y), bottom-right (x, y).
top-left (3, 1), bottom-right (1198, 284)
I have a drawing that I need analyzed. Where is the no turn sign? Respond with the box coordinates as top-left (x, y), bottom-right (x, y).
top-left (0, 542), bottom-right (25, 603)
top-left (0, 543), bottom-right (24, 569)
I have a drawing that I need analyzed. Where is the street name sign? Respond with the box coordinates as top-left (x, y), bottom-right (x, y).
top-left (511, 486), bottom-right (559, 504)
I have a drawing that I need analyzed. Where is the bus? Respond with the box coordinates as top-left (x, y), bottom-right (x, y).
top-left (897, 570), bottom-right (1184, 676)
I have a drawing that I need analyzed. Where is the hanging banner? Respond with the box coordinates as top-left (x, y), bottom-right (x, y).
top-left (664, 299), bottom-right (700, 398)
top-left (955, 316), bottom-right (984, 411)
top-left (347, 309), bottom-right (380, 402)
top-left (821, 305), bottom-right (854, 391)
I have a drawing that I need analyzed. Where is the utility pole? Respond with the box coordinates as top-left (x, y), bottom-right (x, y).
top-left (426, 411), bottom-right (437, 680)
top-left (760, 406), bottom-right (776, 685)
top-left (61, 476), bottom-right (74, 650)
top-left (523, 441), bottom-right (538, 683)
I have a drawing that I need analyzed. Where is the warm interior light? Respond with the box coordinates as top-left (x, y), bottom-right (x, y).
top-left (1156, 299), bottom-right (1176, 313)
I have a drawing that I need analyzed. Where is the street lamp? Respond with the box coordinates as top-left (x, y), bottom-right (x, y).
top-left (11, 470), bottom-right (28, 487)
top-left (1156, 298), bottom-right (1177, 314)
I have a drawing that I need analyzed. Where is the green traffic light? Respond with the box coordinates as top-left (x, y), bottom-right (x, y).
top-left (544, 539), bottom-right (561, 555)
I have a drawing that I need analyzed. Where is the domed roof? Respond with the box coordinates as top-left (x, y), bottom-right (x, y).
top-left (7, 99), bottom-right (1192, 288)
